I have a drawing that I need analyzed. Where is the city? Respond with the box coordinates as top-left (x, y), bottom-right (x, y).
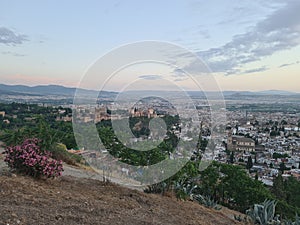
top-left (1, 89), bottom-right (300, 188)
top-left (1, 0), bottom-right (300, 224)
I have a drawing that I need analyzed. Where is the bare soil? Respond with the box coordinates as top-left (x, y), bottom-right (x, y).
top-left (0, 174), bottom-right (247, 225)
top-left (0, 148), bottom-right (245, 225)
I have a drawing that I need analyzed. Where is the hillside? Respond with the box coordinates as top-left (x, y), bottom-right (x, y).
top-left (0, 174), bottom-right (246, 225)
top-left (0, 147), bottom-right (244, 225)
top-left (0, 146), bottom-right (245, 225)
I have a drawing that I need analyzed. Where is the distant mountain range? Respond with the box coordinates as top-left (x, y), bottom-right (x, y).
top-left (0, 84), bottom-right (116, 97)
top-left (255, 90), bottom-right (297, 95)
top-left (188, 90), bottom-right (300, 97)
top-left (0, 84), bottom-right (299, 97)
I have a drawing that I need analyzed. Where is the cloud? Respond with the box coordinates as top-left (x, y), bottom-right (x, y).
top-left (172, 68), bottom-right (189, 77)
top-left (188, 1), bottom-right (300, 75)
top-left (1, 51), bottom-right (26, 57)
top-left (242, 66), bottom-right (269, 74)
top-left (138, 75), bottom-right (163, 80)
top-left (0, 27), bottom-right (28, 45)
top-left (174, 78), bottom-right (189, 82)
top-left (278, 61), bottom-right (300, 68)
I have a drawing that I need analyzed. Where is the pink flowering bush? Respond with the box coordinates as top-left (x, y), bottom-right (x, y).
top-left (4, 138), bottom-right (63, 178)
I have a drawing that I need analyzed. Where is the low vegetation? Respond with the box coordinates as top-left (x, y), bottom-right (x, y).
top-left (4, 138), bottom-right (63, 178)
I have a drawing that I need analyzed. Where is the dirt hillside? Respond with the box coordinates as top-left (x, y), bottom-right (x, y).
top-left (0, 147), bottom-right (245, 225)
top-left (0, 173), bottom-right (248, 225)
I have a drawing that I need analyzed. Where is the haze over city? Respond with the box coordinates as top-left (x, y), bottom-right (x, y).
top-left (1, 0), bottom-right (300, 92)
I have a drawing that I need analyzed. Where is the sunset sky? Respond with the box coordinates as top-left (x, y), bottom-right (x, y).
top-left (1, 0), bottom-right (300, 92)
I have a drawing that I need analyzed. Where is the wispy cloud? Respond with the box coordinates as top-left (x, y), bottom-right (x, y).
top-left (278, 61), bottom-right (300, 68)
top-left (172, 68), bottom-right (188, 77)
top-left (187, 1), bottom-right (300, 75)
top-left (174, 77), bottom-right (189, 82)
top-left (0, 27), bottom-right (28, 45)
top-left (1, 51), bottom-right (26, 57)
top-left (242, 66), bottom-right (269, 74)
top-left (139, 75), bottom-right (163, 80)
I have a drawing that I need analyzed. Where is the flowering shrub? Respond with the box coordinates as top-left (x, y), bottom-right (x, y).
top-left (4, 138), bottom-right (63, 178)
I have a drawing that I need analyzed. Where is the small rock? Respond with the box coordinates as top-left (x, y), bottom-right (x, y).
top-left (55, 214), bottom-right (63, 220)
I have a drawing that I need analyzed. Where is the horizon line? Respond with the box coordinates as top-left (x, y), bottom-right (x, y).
top-left (0, 82), bottom-right (299, 94)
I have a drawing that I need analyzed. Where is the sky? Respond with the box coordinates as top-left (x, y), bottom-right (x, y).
top-left (0, 0), bottom-right (300, 92)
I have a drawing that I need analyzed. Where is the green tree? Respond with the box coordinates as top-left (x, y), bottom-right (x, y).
top-left (246, 156), bottom-right (253, 170)
top-left (285, 176), bottom-right (300, 209)
top-left (199, 162), bottom-right (220, 198)
top-left (230, 151), bottom-right (235, 164)
top-left (0, 129), bottom-right (24, 146)
top-left (279, 162), bottom-right (287, 174)
top-left (198, 162), bottom-right (272, 212)
top-left (272, 174), bottom-right (286, 200)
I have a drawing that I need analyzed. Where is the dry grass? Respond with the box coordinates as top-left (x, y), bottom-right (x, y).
top-left (0, 174), bottom-right (247, 225)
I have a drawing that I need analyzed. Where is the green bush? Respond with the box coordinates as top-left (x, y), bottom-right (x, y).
top-left (49, 143), bottom-right (85, 166)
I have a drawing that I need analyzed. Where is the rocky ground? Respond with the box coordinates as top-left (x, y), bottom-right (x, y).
top-left (0, 148), bottom-right (246, 225)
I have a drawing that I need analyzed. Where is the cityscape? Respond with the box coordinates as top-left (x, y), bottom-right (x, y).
top-left (1, 0), bottom-right (300, 224)
top-left (2, 87), bottom-right (300, 185)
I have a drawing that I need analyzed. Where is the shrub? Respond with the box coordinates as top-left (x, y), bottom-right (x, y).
top-left (49, 143), bottom-right (85, 166)
top-left (246, 199), bottom-right (281, 225)
top-left (144, 181), bottom-right (167, 194)
top-left (194, 194), bottom-right (222, 210)
top-left (4, 138), bottom-right (63, 178)
top-left (284, 214), bottom-right (300, 225)
top-left (174, 180), bottom-right (198, 200)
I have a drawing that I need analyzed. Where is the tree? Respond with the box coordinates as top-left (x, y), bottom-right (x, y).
top-left (96, 115), bottom-right (179, 167)
top-left (285, 177), bottom-right (300, 209)
top-left (238, 158), bottom-right (244, 162)
top-left (218, 163), bottom-right (271, 212)
top-left (230, 151), bottom-right (235, 164)
top-left (246, 156), bottom-right (253, 170)
top-left (1, 129), bottom-right (24, 146)
top-left (270, 130), bottom-right (280, 136)
top-left (273, 152), bottom-right (289, 159)
top-left (198, 162), bottom-right (220, 198)
top-left (279, 162), bottom-right (287, 174)
top-left (272, 176), bottom-right (300, 219)
top-left (272, 174), bottom-right (286, 200)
